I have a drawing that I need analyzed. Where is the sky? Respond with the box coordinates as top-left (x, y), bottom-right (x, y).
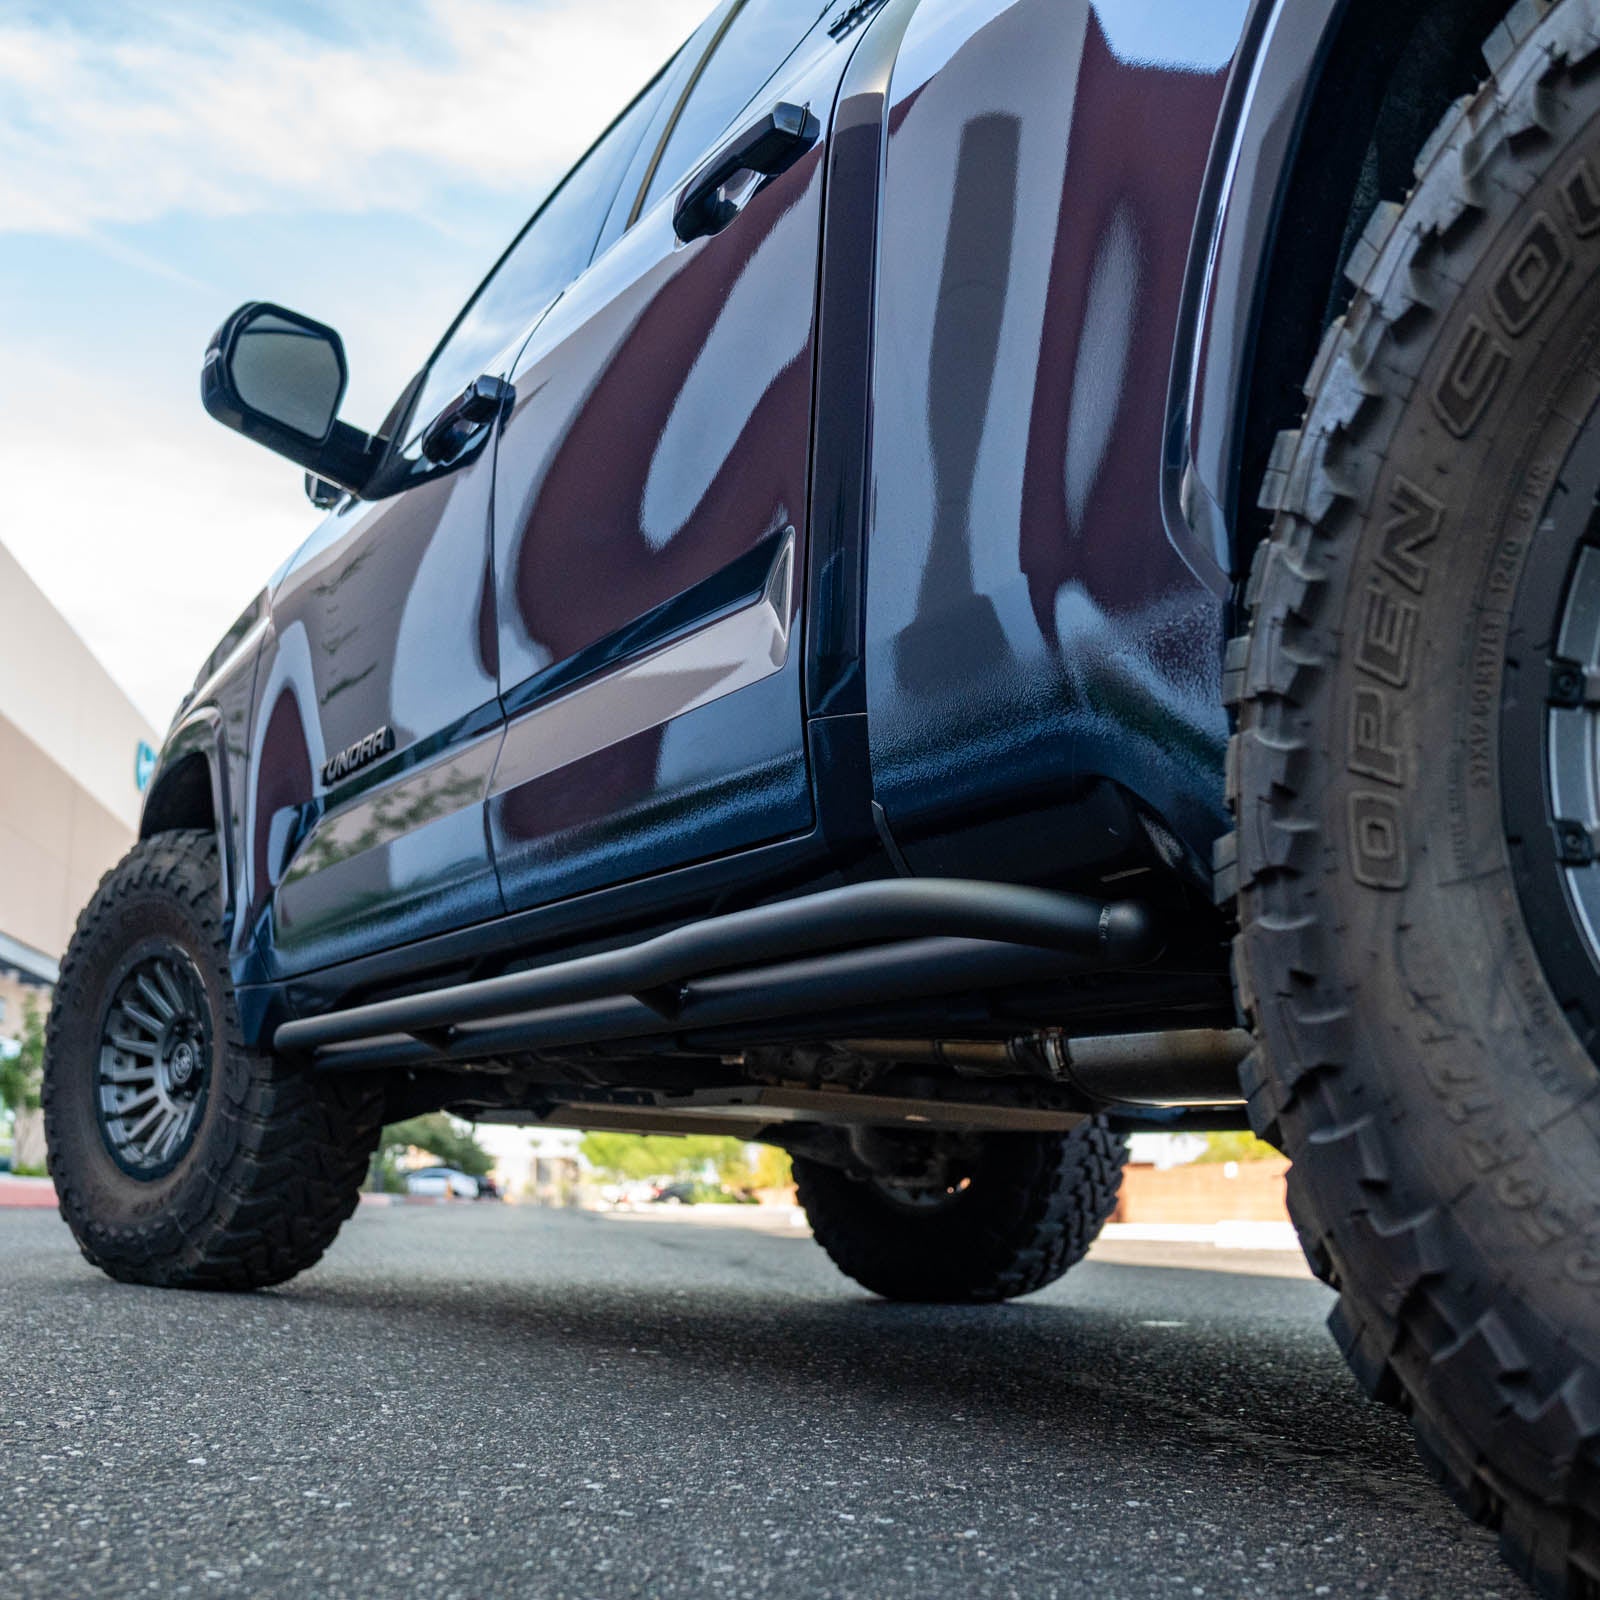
top-left (0, 0), bottom-right (708, 729)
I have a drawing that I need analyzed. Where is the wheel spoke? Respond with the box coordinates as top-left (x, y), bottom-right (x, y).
top-left (123, 1102), bottom-right (166, 1144)
top-left (120, 1000), bottom-right (165, 1037)
top-left (102, 1048), bottom-right (154, 1072)
top-left (153, 961), bottom-right (188, 1018)
top-left (97, 951), bottom-right (208, 1175)
top-left (108, 1087), bottom-right (158, 1114)
top-left (153, 1108), bottom-right (185, 1161)
top-left (135, 971), bottom-right (175, 1022)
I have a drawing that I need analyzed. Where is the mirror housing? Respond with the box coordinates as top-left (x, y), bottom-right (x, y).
top-left (202, 302), bottom-right (382, 495)
top-left (304, 472), bottom-right (345, 510)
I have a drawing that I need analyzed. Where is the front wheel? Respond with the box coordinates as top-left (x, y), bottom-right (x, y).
top-left (1225, 5), bottom-right (1600, 1591)
top-left (44, 830), bottom-right (382, 1290)
top-left (794, 1120), bottom-right (1126, 1303)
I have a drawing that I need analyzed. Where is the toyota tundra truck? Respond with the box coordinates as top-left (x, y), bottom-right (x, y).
top-left (42, 0), bottom-right (1600, 1591)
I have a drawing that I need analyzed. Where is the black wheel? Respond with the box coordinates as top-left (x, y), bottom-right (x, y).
top-left (793, 1120), bottom-right (1126, 1303)
top-left (1224, 4), bottom-right (1600, 1592)
top-left (44, 830), bottom-right (383, 1290)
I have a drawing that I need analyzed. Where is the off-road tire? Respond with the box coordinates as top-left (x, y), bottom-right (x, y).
top-left (1222, 3), bottom-right (1600, 1591)
top-left (793, 1120), bottom-right (1125, 1303)
top-left (44, 829), bottom-right (383, 1290)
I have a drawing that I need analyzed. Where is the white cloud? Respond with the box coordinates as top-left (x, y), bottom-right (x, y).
top-left (0, 0), bottom-right (707, 235)
top-left (1, 351), bottom-right (315, 728)
top-left (0, 0), bottom-right (711, 727)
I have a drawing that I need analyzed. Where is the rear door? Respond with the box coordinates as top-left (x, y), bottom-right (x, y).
top-left (245, 77), bottom-right (670, 977)
top-left (487, 0), bottom-right (852, 911)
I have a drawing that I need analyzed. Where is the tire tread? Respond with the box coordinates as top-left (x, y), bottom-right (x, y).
top-left (795, 1120), bottom-right (1126, 1304)
top-left (44, 830), bottom-right (382, 1291)
top-left (1222, 8), bottom-right (1600, 1593)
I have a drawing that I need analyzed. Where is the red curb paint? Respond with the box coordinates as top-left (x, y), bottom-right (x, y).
top-left (0, 1178), bottom-right (57, 1209)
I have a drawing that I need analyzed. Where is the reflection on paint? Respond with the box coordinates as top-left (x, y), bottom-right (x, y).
top-left (894, 112), bottom-right (1021, 692)
top-left (641, 195), bottom-right (817, 551)
top-left (1092, 0), bottom-right (1251, 73)
top-left (1064, 200), bottom-right (1141, 531)
top-left (867, 0), bottom-right (1241, 875)
top-left (491, 533), bottom-right (793, 798)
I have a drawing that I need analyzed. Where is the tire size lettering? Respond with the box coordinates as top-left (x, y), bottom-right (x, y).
top-left (1355, 586), bottom-right (1421, 688)
top-left (1432, 209), bottom-right (1574, 436)
top-left (1348, 791), bottom-right (1407, 889)
top-left (1345, 478), bottom-right (1443, 888)
top-left (1375, 477), bottom-right (1443, 594)
top-left (1417, 1053), bottom-right (1501, 1125)
top-left (1568, 1242), bottom-right (1600, 1286)
top-left (1490, 211), bottom-right (1570, 335)
top-left (1562, 152), bottom-right (1600, 238)
top-left (1432, 316), bottom-right (1511, 437)
top-left (1349, 686), bottom-right (1404, 786)
top-left (1467, 613), bottom-right (1505, 792)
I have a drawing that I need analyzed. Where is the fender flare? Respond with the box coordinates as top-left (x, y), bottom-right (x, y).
top-left (139, 705), bottom-right (239, 932)
top-left (1162, 0), bottom-right (1346, 591)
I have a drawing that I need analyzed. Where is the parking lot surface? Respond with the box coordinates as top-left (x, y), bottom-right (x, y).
top-left (2, 1204), bottom-right (1513, 1598)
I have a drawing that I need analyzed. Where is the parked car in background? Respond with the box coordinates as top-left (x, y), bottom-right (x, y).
top-left (403, 1167), bottom-right (479, 1200)
top-left (650, 1181), bottom-right (697, 1207)
top-left (41, 0), bottom-right (1600, 1590)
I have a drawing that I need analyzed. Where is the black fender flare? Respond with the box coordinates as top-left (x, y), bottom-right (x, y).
top-left (1162, 0), bottom-right (1345, 594)
top-left (139, 706), bottom-right (238, 931)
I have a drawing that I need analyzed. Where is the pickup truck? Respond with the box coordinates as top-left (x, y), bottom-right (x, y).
top-left (41, 0), bottom-right (1600, 1591)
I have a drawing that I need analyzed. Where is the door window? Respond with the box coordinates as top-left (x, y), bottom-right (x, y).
top-left (403, 74), bottom-right (669, 444)
top-left (634, 0), bottom-right (830, 221)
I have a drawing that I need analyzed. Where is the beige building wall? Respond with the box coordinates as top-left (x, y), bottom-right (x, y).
top-left (0, 711), bottom-right (136, 967)
top-left (0, 540), bottom-right (157, 985)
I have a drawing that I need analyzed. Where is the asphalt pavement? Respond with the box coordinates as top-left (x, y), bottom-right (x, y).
top-left (1, 1203), bottom-right (1515, 1599)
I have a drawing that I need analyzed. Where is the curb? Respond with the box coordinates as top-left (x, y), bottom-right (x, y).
top-left (0, 1176), bottom-right (57, 1209)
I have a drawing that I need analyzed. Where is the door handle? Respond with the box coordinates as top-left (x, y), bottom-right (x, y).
top-left (420, 374), bottom-right (515, 465)
top-left (673, 102), bottom-right (821, 244)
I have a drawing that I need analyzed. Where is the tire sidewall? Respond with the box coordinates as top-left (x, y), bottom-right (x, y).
top-left (1236, 15), bottom-right (1600, 1539)
top-left (1296, 130), bottom-right (1600, 1336)
top-left (46, 842), bottom-right (245, 1259)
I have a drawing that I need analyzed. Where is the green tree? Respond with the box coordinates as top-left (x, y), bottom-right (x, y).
top-left (748, 1143), bottom-right (793, 1191)
top-left (1193, 1130), bottom-right (1281, 1164)
top-left (579, 1131), bottom-right (749, 1183)
top-left (0, 993), bottom-right (45, 1117)
top-left (373, 1112), bottom-right (493, 1191)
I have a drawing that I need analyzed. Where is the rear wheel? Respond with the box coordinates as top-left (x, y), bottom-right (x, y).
top-left (1224, 4), bottom-right (1600, 1590)
top-left (794, 1119), bottom-right (1126, 1303)
top-left (44, 830), bottom-right (383, 1290)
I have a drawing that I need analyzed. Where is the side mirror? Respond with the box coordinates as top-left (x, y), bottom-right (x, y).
top-left (202, 303), bottom-right (380, 495)
top-left (304, 472), bottom-right (345, 510)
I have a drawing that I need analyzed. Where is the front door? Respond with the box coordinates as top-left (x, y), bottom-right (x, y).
top-left (488, 0), bottom-right (852, 912)
top-left (243, 452), bottom-right (504, 979)
top-left (243, 70), bottom-right (674, 977)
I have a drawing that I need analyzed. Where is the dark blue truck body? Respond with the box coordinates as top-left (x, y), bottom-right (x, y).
top-left (152, 0), bottom-right (1485, 1056)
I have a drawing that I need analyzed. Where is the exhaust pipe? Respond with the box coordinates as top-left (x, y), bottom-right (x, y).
top-left (831, 1027), bottom-right (1251, 1108)
top-left (1043, 1027), bottom-right (1250, 1107)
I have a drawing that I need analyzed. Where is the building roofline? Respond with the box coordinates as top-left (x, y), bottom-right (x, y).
top-left (0, 929), bottom-right (61, 987)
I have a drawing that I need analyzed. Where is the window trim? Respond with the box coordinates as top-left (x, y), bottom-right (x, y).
top-left (390, 45), bottom-right (688, 451)
top-left (625, 0), bottom-right (751, 230)
top-left (619, 0), bottom-right (839, 235)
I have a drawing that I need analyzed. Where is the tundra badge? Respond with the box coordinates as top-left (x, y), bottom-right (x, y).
top-left (322, 725), bottom-right (395, 786)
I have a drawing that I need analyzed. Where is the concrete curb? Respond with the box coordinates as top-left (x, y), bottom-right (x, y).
top-left (0, 1176), bottom-right (57, 1209)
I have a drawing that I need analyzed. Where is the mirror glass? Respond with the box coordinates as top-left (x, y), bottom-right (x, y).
top-left (230, 311), bottom-right (343, 440)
